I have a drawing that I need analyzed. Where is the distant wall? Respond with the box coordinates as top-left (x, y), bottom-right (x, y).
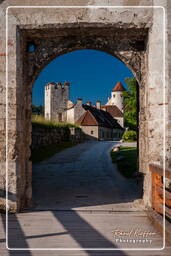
top-left (81, 125), bottom-right (99, 140)
top-left (74, 102), bottom-right (86, 123)
top-left (66, 108), bottom-right (75, 124)
top-left (32, 125), bottom-right (84, 149)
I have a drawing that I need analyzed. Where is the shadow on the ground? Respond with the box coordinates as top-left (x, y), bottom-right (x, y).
top-left (32, 141), bottom-right (143, 210)
top-left (1, 209), bottom-right (129, 255)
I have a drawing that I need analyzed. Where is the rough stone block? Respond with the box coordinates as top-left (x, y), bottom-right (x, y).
top-left (0, 104), bottom-right (5, 119)
top-left (0, 86), bottom-right (6, 105)
top-left (0, 119), bottom-right (5, 131)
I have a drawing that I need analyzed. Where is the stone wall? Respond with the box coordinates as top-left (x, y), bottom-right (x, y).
top-left (167, 0), bottom-right (171, 168)
top-left (32, 125), bottom-right (84, 149)
top-left (81, 125), bottom-right (99, 140)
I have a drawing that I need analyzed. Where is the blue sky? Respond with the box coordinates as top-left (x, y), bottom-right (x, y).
top-left (32, 49), bottom-right (133, 106)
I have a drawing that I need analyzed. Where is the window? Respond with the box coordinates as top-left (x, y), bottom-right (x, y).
top-left (27, 43), bottom-right (36, 53)
top-left (91, 130), bottom-right (94, 135)
top-left (58, 113), bottom-right (62, 122)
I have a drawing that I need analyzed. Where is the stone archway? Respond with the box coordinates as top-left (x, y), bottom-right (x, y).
top-left (3, 6), bottom-right (165, 213)
top-left (20, 24), bottom-right (148, 211)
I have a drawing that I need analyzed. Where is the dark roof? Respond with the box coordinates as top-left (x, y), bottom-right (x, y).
top-left (101, 105), bottom-right (123, 117)
top-left (112, 82), bottom-right (126, 92)
top-left (77, 105), bottom-right (123, 129)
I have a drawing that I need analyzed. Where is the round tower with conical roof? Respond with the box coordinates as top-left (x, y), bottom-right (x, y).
top-left (106, 81), bottom-right (125, 112)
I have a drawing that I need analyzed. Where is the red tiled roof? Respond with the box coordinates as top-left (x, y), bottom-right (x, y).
top-left (112, 82), bottom-right (125, 92)
top-left (101, 105), bottom-right (123, 117)
top-left (46, 82), bottom-right (56, 86)
top-left (76, 111), bottom-right (98, 126)
top-left (64, 81), bottom-right (70, 86)
top-left (76, 105), bottom-right (123, 129)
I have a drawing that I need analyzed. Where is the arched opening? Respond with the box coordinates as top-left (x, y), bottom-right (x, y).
top-left (3, 8), bottom-right (166, 250)
top-left (13, 24), bottom-right (149, 213)
top-left (30, 49), bottom-right (142, 210)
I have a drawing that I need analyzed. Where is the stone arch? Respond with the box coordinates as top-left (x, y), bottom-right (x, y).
top-left (26, 33), bottom-right (144, 86)
top-left (16, 23), bottom-right (148, 211)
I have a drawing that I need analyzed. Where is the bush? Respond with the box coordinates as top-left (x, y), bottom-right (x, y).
top-left (122, 130), bottom-right (137, 142)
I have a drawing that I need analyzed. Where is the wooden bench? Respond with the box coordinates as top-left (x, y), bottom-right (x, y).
top-left (149, 163), bottom-right (171, 242)
top-left (149, 163), bottom-right (171, 220)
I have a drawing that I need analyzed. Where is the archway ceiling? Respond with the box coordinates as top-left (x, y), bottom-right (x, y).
top-left (22, 25), bottom-right (148, 84)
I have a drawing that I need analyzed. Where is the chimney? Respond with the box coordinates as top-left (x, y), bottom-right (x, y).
top-left (77, 98), bottom-right (82, 105)
top-left (64, 81), bottom-right (70, 86)
top-left (96, 100), bottom-right (101, 109)
top-left (86, 101), bottom-right (91, 106)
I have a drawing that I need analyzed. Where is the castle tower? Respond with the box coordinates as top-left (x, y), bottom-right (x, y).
top-left (106, 81), bottom-right (125, 112)
top-left (44, 81), bottom-right (70, 121)
top-left (44, 82), bottom-right (56, 120)
top-left (61, 81), bottom-right (70, 122)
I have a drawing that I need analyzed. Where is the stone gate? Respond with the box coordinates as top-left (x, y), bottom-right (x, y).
top-left (0, 0), bottom-right (170, 212)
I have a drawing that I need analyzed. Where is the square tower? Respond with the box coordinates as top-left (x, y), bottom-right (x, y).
top-left (44, 81), bottom-right (70, 122)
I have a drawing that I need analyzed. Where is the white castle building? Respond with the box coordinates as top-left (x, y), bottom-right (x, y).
top-left (103, 81), bottom-right (125, 127)
top-left (106, 81), bottom-right (125, 111)
top-left (44, 81), bottom-right (125, 140)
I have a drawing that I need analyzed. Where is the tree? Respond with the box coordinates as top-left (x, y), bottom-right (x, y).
top-left (123, 77), bottom-right (138, 131)
top-left (32, 105), bottom-right (44, 115)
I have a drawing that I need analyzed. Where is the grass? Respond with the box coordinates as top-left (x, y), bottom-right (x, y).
top-left (31, 116), bottom-right (81, 163)
top-left (31, 141), bottom-right (79, 163)
top-left (32, 115), bottom-right (80, 129)
top-left (110, 146), bottom-right (137, 178)
top-left (123, 139), bottom-right (137, 142)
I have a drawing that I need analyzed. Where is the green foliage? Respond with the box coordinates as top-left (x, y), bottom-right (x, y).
top-left (123, 77), bottom-right (138, 131)
top-left (32, 105), bottom-right (44, 115)
top-left (122, 130), bottom-right (137, 142)
top-left (110, 146), bottom-right (137, 178)
top-left (32, 115), bottom-right (80, 129)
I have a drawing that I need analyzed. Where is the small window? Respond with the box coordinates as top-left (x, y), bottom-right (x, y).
top-left (91, 130), bottom-right (94, 135)
top-left (58, 113), bottom-right (62, 122)
top-left (27, 43), bottom-right (36, 53)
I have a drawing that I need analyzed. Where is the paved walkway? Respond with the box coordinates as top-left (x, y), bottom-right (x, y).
top-left (1, 141), bottom-right (170, 254)
top-left (32, 141), bottom-right (142, 211)
top-left (0, 211), bottom-right (168, 253)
